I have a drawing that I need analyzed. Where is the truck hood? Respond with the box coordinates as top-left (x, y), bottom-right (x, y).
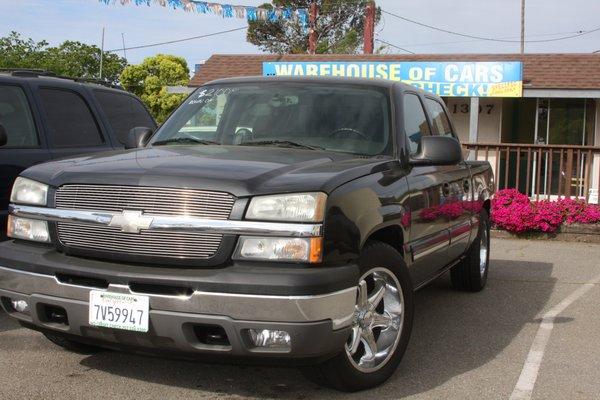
top-left (22, 145), bottom-right (394, 197)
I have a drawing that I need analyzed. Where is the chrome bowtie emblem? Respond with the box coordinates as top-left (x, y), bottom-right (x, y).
top-left (108, 210), bottom-right (153, 233)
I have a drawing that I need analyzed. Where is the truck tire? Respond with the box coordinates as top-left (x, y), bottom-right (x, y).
top-left (303, 241), bottom-right (414, 392)
top-left (451, 209), bottom-right (490, 292)
top-left (43, 332), bottom-right (102, 355)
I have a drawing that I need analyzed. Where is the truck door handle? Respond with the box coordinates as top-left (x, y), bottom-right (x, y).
top-left (442, 182), bottom-right (451, 197)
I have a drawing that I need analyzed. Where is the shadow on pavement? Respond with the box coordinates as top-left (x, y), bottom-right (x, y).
top-left (79, 259), bottom-right (554, 399)
top-left (0, 309), bottom-right (20, 333)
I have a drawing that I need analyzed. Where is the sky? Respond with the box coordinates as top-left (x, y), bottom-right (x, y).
top-left (1, 0), bottom-right (599, 71)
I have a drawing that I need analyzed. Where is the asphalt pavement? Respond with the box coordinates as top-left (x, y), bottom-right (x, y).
top-left (0, 238), bottom-right (599, 399)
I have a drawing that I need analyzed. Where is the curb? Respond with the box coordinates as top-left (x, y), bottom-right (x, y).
top-left (492, 223), bottom-right (600, 243)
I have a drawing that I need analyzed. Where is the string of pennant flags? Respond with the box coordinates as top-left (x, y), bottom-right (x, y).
top-left (99, 0), bottom-right (309, 28)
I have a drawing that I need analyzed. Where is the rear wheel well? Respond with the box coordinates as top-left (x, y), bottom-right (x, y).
top-left (367, 226), bottom-right (404, 256)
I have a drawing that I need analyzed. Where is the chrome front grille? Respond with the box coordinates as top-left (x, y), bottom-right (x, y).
top-left (55, 185), bottom-right (235, 259)
top-left (55, 223), bottom-right (223, 258)
top-left (55, 185), bottom-right (234, 220)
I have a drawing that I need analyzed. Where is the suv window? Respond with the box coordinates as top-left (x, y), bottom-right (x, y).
top-left (425, 97), bottom-right (453, 137)
top-left (0, 85), bottom-right (39, 148)
top-left (39, 88), bottom-right (104, 147)
top-left (94, 90), bottom-right (155, 145)
top-left (403, 93), bottom-right (430, 155)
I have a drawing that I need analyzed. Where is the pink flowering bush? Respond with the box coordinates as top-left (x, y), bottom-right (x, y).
top-left (532, 200), bottom-right (564, 232)
top-left (491, 189), bottom-right (536, 232)
top-left (491, 189), bottom-right (600, 233)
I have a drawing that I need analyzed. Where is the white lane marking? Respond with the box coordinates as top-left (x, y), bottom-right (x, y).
top-left (509, 271), bottom-right (600, 400)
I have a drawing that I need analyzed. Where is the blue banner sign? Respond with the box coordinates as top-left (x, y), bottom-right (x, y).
top-left (263, 61), bottom-right (523, 97)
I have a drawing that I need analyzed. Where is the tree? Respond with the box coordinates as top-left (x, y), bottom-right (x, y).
top-left (0, 32), bottom-right (48, 68)
top-left (0, 32), bottom-right (127, 84)
top-left (44, 41), bottom-right (127, 83)
top-left (246, 1), bottom-right (380, 54)
top-left (120, 54), bottom-right (190, 123)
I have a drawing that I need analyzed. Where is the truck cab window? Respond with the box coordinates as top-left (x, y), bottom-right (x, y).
top-left (178, 93), bottom-right (224, 142)
top-left (402, 93), bottom-right (430, 155)
top-left (426, 98), bottom-right (453, 137)
top-left (153, 83), bottom-right (391, 157)
top-left (0, 85), bottom-right (39, 148)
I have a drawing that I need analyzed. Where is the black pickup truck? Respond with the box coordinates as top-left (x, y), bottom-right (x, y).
top-left (0, 77), bottom-right (494, 391)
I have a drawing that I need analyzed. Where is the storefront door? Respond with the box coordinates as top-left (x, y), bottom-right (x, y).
top-left (534, 99), bottom-right (594, 197)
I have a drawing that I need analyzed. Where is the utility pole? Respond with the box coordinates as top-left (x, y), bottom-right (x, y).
top-left (99, 27), bottom-right (105, 79)
top-left (520, 0), bottom-right (525, 54)
top-left (363, 1), bottom-right (375, 54)
top-left (308, 1), bottom-right (318, 54)
top-left (121, 33), bottom-right (127, 60)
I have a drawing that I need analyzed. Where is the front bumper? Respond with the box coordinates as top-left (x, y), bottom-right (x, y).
top-left (0, 242), bottom-right (357, 360)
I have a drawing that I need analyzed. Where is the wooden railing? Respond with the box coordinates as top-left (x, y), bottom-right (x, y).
top-left (463, 142), bottom-right (600, 201)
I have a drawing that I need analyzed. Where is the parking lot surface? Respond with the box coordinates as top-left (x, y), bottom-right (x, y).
top-left (1, 238), bottom-right (599, 399)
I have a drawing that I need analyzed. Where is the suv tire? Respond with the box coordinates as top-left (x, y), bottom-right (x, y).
top-left (303, 241), bottom-right (414, 392)
top-left (451, 208), bottom-right (490, 292)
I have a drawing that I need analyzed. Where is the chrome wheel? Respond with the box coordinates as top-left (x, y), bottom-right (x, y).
top-left (479, 220), bottom-right (489, 277)
top-left (345, 267), bottom-right (404, 373)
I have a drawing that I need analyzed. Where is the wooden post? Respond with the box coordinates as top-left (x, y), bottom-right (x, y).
top-left (308, 2), bottom-right (318, 54)
top-left (565, 149), bottom-right (573, 198)
top-left (468, 97), bottom-right (479, 160)
top-left (520, 0), bottom-right (525, 54)
top-left (363, 1), bottom-right (375, 54)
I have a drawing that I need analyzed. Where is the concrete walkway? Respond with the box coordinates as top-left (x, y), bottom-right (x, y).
top-left (0, 238), bottom-right (598, 399)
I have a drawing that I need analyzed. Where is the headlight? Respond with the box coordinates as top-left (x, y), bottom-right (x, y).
top-left (10, 177), bottom-right (48, 206)
top-left (234, 236), bottom-right (322, 263)
top-left (7, 215), bottom-right (50, 242)
top-left (245, 192), bottom-right (326, 222)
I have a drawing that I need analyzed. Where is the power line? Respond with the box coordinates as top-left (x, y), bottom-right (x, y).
top-left (381, 30), bottom-right (585, 50)
top-left (381, 9), bottom-right (600, 43)
top-left (101, 5), bottom-right (600, 55)
top-left (374, 38), bottom-right (414, 54)
top-left (376, 29), bottom-right (592, 55)
top-left (105, 26), bottom-right (247, 52)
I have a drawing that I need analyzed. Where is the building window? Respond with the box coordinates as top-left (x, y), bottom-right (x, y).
top-left (546, 98), bottom-right (586, 146)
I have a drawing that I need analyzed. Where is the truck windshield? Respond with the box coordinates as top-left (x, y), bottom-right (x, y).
top-left (150, 82), bottom-right (391, 156)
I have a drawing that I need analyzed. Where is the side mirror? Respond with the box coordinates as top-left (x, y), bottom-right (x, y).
top-left (0, 124), bottom-right (7, 147)
top-left (409, 136), bottom-right (463, 166)
top-left (125, 127), bottom-right (153, 149)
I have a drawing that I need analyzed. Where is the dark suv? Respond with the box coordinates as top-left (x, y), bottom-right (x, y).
top-left (0, 77), bottom-right (494, 391)
top-left (0, 70), bottom-right (156, 238)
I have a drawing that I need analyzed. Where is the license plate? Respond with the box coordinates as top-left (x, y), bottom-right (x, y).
top-left (89, 291), bottom-right (149, 332)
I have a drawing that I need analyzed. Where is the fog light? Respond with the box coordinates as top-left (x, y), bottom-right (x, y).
top-left (248, 329), bottom-right (291, 349)
top-left (11, 299), bottom-right (30, 314)
top-left (7, 215), bottom-right (50, 243)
